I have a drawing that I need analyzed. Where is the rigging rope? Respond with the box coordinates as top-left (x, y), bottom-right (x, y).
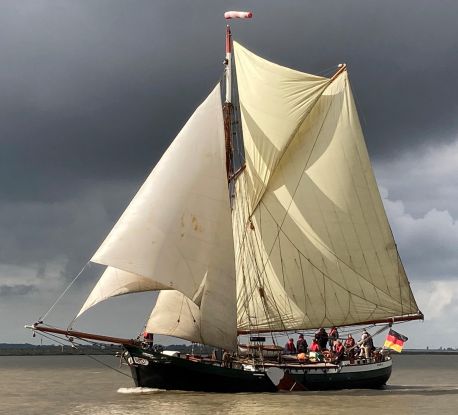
top-left (32, 330), bottom-right (132, 379)
top-left (39, 262), bottom-right (90, 323)
top-left (316, 65), bottom-right (341, 78)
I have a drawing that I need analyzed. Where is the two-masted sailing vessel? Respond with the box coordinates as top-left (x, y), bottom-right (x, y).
top-left (28, 12), bottom-right (423, 392)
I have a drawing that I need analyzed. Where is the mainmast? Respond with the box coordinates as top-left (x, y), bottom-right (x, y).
top-left (223, 11), bottom-right (252, 180)
top-left (223, 24), bottom-right (234, 179)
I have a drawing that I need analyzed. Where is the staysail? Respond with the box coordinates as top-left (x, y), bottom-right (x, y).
top-left (232, 42), bottom-right (420, 333)
top-left (79, 85), bottom-right (237, 350)
top-left (77, 267), bottom-right (169, 318)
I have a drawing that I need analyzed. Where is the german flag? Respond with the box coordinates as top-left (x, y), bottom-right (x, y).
top-left (384, 329), bottom-right (408, 352)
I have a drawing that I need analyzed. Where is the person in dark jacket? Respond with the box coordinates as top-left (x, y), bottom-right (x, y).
top-left (315, 328), bottom-right (328, 350)
top-left (296, 334), bottom-right (308, 353)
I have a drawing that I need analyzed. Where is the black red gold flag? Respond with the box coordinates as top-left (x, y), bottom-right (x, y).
top-left (384, 329), bottom-right (408, 352)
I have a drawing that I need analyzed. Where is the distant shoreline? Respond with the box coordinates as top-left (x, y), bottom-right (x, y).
top-left (397, 350), bottom-right (458, 355)
top-left (0, 344), bottom-right (122, 356)
top-left (1, 344), bottom-right (457, 356)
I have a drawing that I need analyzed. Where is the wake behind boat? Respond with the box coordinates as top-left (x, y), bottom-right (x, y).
top-left (27, 11), bottom-right (423, 392)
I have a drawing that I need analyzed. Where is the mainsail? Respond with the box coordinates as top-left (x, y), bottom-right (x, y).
top-left (75, 41), bottom-right (420, 349)
top-left (232, 42), bottom-right (420, 333)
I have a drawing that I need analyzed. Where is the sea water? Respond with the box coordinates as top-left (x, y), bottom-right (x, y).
top-left (1, 354), bottom-right (457, 415)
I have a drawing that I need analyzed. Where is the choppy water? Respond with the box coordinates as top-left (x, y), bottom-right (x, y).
top-left (1, 354), bottom-right (457, 415)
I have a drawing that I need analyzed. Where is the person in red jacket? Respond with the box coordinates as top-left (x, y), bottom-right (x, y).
top-left (284, 338), bottom-right (297, 354)
top-left (309, 338), bottom-right (321, 352)
top-left (344, 334), bottom-right (356, 359)
top-left (333, 340), bottom-right (344, 362)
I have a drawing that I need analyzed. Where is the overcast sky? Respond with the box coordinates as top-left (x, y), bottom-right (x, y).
top-left (1, 1), bottom-right (457, 349)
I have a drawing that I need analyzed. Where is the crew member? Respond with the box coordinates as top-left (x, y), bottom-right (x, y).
top-left (333, 340), bottom-right (344, 362)
top-left (344, 334), bottom-right (356, 359)
top-left (309, 338), bottom-right (321, 352)
top-left (296, 334), bottom-right (308, 353)
top-left (328, 326), bottom-right (339, 348)
top-left (315, 328), bottom-right (328, 350)
top-left (359, 329), bottom-right (373, 358)
top-left (284, 338), bottom-right (297, 354)
top-left (142, 331), bottom-right (154, 350)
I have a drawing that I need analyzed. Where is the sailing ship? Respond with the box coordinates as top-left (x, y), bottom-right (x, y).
top-left (28, 12), bottom-right (423, 392)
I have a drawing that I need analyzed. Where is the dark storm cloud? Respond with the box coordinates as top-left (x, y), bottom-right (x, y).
top-left (1, 1), bottom-right (457, 342)
top-left (1, 1), bottom-right (457, 203)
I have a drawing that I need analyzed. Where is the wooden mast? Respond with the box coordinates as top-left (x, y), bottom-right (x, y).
top-left (223, 24), bottom-right (234, 180)
top-left (330, 63), bottom-right (347, 82)
top-left (223, 12), bottom-right (253, 180)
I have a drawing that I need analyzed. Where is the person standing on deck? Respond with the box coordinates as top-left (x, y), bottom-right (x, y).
top-left (142, 331), bottom-right (154, 350)
top-left (333, 340), bottom-right (344, 363)
top-left (344, 334), bottom-right (356, 359)
top-left (310, 338), bottom-right (321, 352)
top-left (296, 334), bottom-right (308, 353)
top-left (328, 326), bottom-right (339, 348)
top-left (359, 329), bottom-right (373, 358)
top-left (284, 338), bottom-right (297, 354)
top-left (315, 328), bottom-right (328, 350)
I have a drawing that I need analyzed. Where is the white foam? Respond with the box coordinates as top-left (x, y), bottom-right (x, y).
top-left (117, 387), bottom-right (166, 394)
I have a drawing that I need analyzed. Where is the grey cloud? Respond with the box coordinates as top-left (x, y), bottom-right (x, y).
top-left (387, 203), bottom-right (458, 281)
top-left (1, 1), bottom-right (458, 205)
top-left (376, 139), bottom-right (458, 282)
top-left (0, 284), bottom-right (37, 296)
top-left (0, 180), bottom-right (136, 281)
top-left (375, 141), bottom-right (458, 218)
top-left (1, 0), bottom-right (457, 344)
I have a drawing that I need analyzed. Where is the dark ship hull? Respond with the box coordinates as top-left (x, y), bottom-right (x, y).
top-left (124, 345), bottom-right (392, 393)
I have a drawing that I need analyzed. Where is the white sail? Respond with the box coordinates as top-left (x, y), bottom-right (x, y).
top-left (233, 44), bottom-right (420, 332)
top-left (80, 85), bottom-right (235, 318)
top-left (233, 41), bottom-right (331, 211)
top-left (146, 286), bottom-right (237, 351)
top-left (76, 41), bottom-right (420, 346)
top-left (145, 291), bottom-right (202, 344)
top-left (77, 267), bottom-right (169, 318)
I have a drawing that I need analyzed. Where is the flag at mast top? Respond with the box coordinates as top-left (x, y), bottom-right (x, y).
top-left (224, 11), bottom-right (252, 104)
top-left (224, 11), bottom-right (253, 19)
